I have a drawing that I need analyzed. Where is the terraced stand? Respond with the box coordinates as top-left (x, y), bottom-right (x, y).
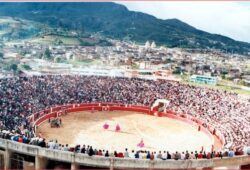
top-left (0, 103), bottom-right (248, 170)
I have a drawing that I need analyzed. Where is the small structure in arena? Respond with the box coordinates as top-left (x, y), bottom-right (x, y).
top-left (103, 123), bottom-right (109, 130)
top-left (115, 124), bottom-right (121, 132)
top-left (137, 139), bottom-right (145, 148)
top-left (151, 99), bottom-right (170, 112)
top-left (50, 118), bottom-right (61, 128)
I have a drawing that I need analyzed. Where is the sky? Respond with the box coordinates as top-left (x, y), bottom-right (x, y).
top-left (118, 1), bottom-right (250, 43)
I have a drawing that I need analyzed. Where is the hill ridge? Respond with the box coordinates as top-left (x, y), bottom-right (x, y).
top-left (0, 2), bottom-right (249, 55)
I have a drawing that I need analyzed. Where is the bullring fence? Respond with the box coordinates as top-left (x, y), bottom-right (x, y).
top-left (27, 103), bottom-right (225, 149)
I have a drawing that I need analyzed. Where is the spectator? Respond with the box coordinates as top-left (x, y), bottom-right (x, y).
top-left (118, 152), bottom-right (124, 158)
top-left (195, 151), bottom-right (198, 159)
top-left (150, 152), bottom-right (154, 160)
top-left (181, 152), bottom-right (185, 160)
top-left (167, 151), bottom-right (172, 159)
top-left (206, 152), bottom-right (211, 159)
top-left (81, 145), bottom-right (86, 154)
top-left (202, 152), bottom-right (207, 159)
top-left (129, 150), bottom-right (135, 159)
top-left (190, 152), bottom-right (195, 159)
top-left (219, 152), bottom-right (223, 159)
top-left (105, 150), bottom-right (109, 157)
top-left (156, 151), bottom-right (162, 159)
top-left (185, 151), bottom-right (190, 159)
top-left (198, 152), bottom-right (203, 159)
top-left (64, 144), bottom-right (69, 151)
top-left (146, 151), bottom-right (151, 159)
top-left (162, 151), bottom-right (167, 160)
top-left (124, 148), bottom-right (129, 158)
top-left (135, 151), bottom-right (139, 159)
top-left (88, 146), bottom-right (94, 156)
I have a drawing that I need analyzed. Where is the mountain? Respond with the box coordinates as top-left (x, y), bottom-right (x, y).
top-left (0, 2), bottom-right (250, 55)
top-left (0, 16), bottom-right (44, 41)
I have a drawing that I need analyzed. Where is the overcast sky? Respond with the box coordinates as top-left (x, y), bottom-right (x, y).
top-left (118, 1), bottom-right (250, 43)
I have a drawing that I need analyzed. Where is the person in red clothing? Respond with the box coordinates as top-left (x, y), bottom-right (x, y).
top-left (213, 129), bottom-right (216, 135)
top-left (197, 152), bottom-right (203, 159)
top-left (206, 152), bottom-right (211, 159)
top-left (150, 152), bottom-right (154, 160)
top-left (103, 123), bottom-right (109, 130)
top-left (98, 150), bottom-right (103, 156)
top-left (18, 136), bottom-right (23, 143)
top-left (117, 152), bottom-right (124, 158)
top-left (115, 124), bottom-right (121, 132)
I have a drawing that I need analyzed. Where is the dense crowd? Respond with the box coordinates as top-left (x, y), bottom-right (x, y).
top-left (0, 131), bottom-right (244, 160)
top-left (0, 75), bottom-right (249, 153)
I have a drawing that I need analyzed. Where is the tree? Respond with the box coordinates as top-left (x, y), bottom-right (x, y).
top-left (238, 79), bottom-right (245, 86)
top-left (44, 48), bottom-right (52, 60)
top-left (10, 64), bottom-right (18, 74)
top-left (172, 68), bottom-right (181, 75)
top-left (54, 38), bottom-right (63, 45)
top-left (54, 57), bottom-right (62, 63)
top-left (221, 74), bottom-right (226, 80)
top-left (22, 64), bottom-right (31, 70)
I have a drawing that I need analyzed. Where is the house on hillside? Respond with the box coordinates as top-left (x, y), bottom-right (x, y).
top-left (226, 68), bottom-right (242, 79)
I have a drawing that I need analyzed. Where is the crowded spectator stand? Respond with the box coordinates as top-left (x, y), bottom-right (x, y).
top-left (0, 75), bottom-right (249, 160)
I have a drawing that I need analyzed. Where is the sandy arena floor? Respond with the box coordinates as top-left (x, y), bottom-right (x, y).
top-left (37, 111), bottom-right (222, 152)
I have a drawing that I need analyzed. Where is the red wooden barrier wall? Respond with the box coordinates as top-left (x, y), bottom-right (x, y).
top-left (32, 103), bottom-right (225, 146)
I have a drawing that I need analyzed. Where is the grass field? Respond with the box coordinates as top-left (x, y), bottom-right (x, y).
top-left (183, 81), bottom-right (250, 95)
top-left (178, 74), bottom-right (250, 95)
top-left (66, 59), bottom-right (103, 67)
top-left (31, 35), bottom-right (81, 45)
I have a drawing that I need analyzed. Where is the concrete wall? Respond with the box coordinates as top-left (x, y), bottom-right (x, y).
top-left (0, 139), bottom-right (249, 170)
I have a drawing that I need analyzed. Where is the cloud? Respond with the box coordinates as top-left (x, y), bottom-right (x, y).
top-left (118, 1), bottom-right (250, 43)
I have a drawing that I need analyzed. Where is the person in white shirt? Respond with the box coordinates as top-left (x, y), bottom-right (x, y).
top-left (156, 151), bottom-right (162, 160)
top-left (48, 140), bottom-right (55, 149)
top-left (139, 151), bottom-right (144, 159)
top-left (190, 152), bottom-right (195, 159)
top-left (162, 151), bottom-right (167, 160)
top-left (124, 148), bottom-right (129, 158)
top-left (58, 144), bottom-right (62, 150)
top-left (181, 152), bottom-right (185, 160)
top-left (129, 150), bottom-right (135, 159)
top-left (61, 145), bottom-right (65, 151)
top-left (54, 140), bottom-right (59, 150)
top-left (153, 152), bottom-right (157, 159)
top-left (64, 144), bottom-right (69, 151)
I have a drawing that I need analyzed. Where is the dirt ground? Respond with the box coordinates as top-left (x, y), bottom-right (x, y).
top-left (37, 111), bottom-right (222, 153)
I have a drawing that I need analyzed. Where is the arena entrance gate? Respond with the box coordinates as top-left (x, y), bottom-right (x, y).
top-left (102, 106), bottom-right (110, 111)
top-left (151, 99), bottom-right (170, 113)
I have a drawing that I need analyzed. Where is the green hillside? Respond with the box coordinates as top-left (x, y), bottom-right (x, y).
top-left (0, 2), bottom-right (249, 55)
